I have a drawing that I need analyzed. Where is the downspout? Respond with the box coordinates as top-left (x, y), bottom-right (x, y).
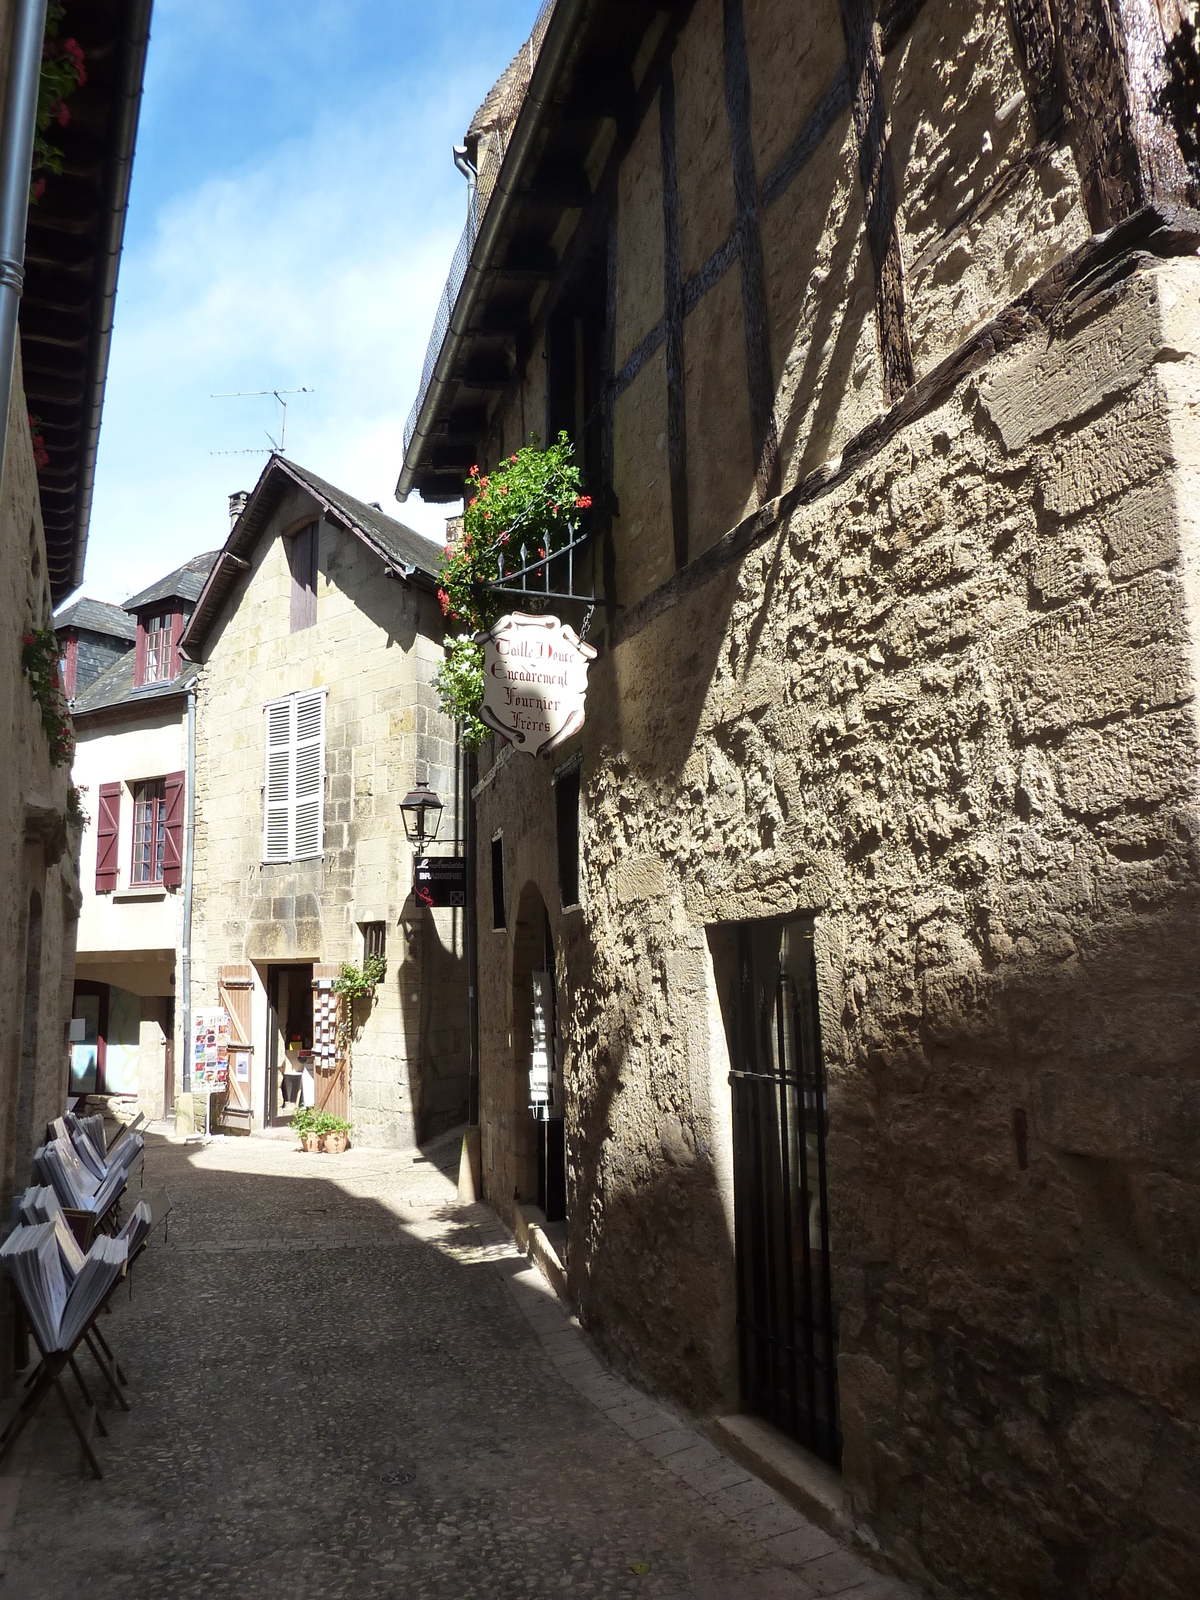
top-left (0, 0), bottom-right (48, 499)
top-left (181, 683), bottom-right (196, 1095)
top-left (466, 741), bottom-right (479, 1127)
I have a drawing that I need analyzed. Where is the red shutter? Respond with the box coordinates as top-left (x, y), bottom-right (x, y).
top-left (168, 611), bottom-right (183, 680)
top-left (62, 635), bottom-right (78, 699)
top-left (162, 770), bottom-right (185, 887)
top-left (134, 619), bottom-right (147, 687)
top-left (96, 783), bottom-right (121, 892)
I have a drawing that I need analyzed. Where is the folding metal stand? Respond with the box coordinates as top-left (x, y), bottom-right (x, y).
top-left (0, 1299), bottom-right (120, 1480)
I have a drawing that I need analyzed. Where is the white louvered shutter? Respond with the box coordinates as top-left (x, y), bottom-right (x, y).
top-left (292, 690), bottom-right (325, 859)
top-left (263, 699), bottom-right (292, 862)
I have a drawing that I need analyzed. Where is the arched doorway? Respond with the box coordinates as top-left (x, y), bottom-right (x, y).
top-left (511, 882), bottom-right (565, 1223)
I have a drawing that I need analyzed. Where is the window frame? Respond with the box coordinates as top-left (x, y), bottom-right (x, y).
top-left (131, 778), bottom-right (168, 884)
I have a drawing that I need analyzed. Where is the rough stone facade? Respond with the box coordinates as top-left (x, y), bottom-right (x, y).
top-left (436, 2), bottom-right (1200, 1597)
top-left (188, 470), bottom-right (468, 1146)
top-left (0, 346), bottom-right (81, 1387)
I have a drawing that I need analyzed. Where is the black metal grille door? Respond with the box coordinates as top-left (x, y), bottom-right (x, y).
top-left (730, 918), bottom-right (840, 1466)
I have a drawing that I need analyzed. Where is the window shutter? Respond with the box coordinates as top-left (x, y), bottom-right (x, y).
top-left (162, 770), bottom-right (185, 887)
top-left (168, 611), bottom-right (183, 681)
top-left (292, 690), bottom-right (325, 859)
top-left (263, 699), bottom-right (292, 862)
top-left (133, 620), bottom-right (147, 688)
top-left (288, 522), bottom-right (318, 632)
top-left (96, 782), bottom-right (121, 892)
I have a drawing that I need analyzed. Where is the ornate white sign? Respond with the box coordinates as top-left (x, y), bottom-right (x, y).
top-left (479, 612), bottom-right (596, 757)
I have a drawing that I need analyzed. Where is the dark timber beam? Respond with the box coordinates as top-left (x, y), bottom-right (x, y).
top-left (659, 62), bottom-right (689, 570)
top-left (839, 0), bottom-right (914, 403)
top-left (723, 0), bottom-right (780, 505)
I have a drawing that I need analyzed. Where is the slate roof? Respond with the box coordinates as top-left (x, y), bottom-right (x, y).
top-left (123, 551), bottom-right (221, 613)
top-left (71, 649), bottom-right (200, 719)
top-left (53, 597), bottom-right (137, 643)
top-left (180, 454), bottom-right (443, 658)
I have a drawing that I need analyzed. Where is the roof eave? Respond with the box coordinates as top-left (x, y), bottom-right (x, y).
top-left (395, 0), bottom-right (592, 503)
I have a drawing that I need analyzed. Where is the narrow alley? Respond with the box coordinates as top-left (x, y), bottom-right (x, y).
top-left (0, 1131), bottom-right (910, 1600)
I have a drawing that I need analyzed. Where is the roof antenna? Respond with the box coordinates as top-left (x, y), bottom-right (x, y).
top-left (209, 387), bottom-right (314, 456)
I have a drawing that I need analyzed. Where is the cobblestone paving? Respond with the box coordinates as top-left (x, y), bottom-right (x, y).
top-left (0, 1131), bottom-right (923, 1599)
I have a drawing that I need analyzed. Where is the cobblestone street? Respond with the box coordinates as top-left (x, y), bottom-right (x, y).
top-left (0, 1132), bottom-right (919, 1599)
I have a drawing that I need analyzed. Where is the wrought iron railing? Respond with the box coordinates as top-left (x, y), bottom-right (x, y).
top-left (403, 0), bottom-right (558, 462)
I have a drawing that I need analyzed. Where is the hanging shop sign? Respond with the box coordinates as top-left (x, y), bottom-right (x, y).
top-left (414, 855), bottom-right (467, 907)
top-left (479, 612), bottom-right (596, 758)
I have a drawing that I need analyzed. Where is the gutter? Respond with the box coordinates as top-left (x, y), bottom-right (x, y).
top-left (0, 0), bottom-right (49, 504)
top-left (395, 0), bottom-right (590, 502)
top-left (180, 681), bottom-right (196, 1095)
top-left (69, 0), bottom-right (155, 593)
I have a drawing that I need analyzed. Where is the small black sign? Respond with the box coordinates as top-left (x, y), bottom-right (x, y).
top-left (413, 855), bottom-right (467, 908)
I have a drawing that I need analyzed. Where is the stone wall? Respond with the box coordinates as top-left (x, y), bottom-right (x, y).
top-left (466, 0), bottom-right (1200, 1594)
top-left (0, 339), bottom-right (81, 1388)
top-left (191, 485), bottom-right (468, 1146)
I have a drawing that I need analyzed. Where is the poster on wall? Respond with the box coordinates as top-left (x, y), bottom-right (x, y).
top-left (192, 1007), bottom-right (230, 1090)
top-left (479, 612), bottom-right (596, 757)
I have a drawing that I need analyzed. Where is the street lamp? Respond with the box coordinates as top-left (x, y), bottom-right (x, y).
top-left (399, 779), bottom-right (444, 846)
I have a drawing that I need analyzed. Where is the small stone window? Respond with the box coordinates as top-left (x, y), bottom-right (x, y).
top-left (491, 836), bottom-right (505, 930)
top-left (362, 922), bottom-right (386, 962)
top-left (555, 764), bottom-right (580, 910)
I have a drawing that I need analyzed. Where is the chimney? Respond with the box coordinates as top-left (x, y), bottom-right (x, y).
top-left (229, 490), bottom-right (249, 528)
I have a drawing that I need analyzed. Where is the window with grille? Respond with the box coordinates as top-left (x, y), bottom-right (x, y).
top-left (263, 689), bottom-right (327, 862)
top-left (144, 614), bottom-right (171, 682)
top-left (362, 922), bottom-right (386, 961)
top-left (132, 779), bottom-right (167, 884)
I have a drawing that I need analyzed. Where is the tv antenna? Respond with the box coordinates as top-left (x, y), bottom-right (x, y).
top-left (209, 387), bottom-right (313, 456)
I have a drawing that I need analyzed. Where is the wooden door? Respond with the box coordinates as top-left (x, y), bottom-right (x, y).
top-left (218, 965), bottom-right (254, 1113)
top-left (311, 965), bottom-right (349, 1120)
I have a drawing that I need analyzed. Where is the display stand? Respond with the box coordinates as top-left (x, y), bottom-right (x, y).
top-left (184, 1085), bottom-right (225, 1146)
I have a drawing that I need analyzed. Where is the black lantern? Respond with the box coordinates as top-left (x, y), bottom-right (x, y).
top-left (400, 779), bottom-right (443, 845)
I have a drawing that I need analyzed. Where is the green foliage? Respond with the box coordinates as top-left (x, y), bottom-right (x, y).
top-left (434, 435), bottom-right (592, 735)
top-left (32, 5), bottom-right (87, 203)
top-left (333, 954), bottom-right (387, 1000)
top-left (291, 1106), bottom-right (351, 1142)
top-left (21, 626), bottom-right (73, 766)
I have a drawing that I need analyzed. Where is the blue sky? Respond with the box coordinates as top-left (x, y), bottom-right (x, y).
top-left (76, 0), bottom-right (543, 604)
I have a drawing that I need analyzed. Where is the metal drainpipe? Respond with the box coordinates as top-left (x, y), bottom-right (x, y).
top-left (181, 683), bottom-right (197, 1095)
top-left (0, 0), bottom-right (49, 498)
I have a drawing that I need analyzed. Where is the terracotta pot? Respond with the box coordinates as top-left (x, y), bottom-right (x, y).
top-left (322, 1130), bottom-right (348, 1155)
top-left (301, 1131), bottom-right (322, 1154)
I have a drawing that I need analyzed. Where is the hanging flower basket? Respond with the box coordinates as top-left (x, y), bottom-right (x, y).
top-left (435, 433), bottom-right (591, 747)
top-left (21, 627), bottom-right (74, 767)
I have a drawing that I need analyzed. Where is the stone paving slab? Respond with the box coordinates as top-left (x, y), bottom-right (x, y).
top-left (0, 1133), bottom-right (929, 1599)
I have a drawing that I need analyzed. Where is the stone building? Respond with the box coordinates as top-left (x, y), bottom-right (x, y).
top-left (67, 554), bottom-right (216, 1124)
top-left (179, 456), bottom-right (469, 1146)
top-left (54, 597), bottom-right (135, 701)
top-left (0, 0), bottom-right (153, 1383)
top-left (398, 3), bottom-right (1200, 1597)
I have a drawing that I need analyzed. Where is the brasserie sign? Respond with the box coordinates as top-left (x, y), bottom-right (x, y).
top-left (479, 612), bottom-right (596, 757)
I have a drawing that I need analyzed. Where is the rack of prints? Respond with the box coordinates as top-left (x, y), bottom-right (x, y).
top-left (192, 1007), bottom-right (230, 1089)
top-left (313, 979), bottom-right (338, 1066)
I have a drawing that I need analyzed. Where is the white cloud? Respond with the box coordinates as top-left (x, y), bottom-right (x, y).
top-left (79, 23), bottom-right (504, 603)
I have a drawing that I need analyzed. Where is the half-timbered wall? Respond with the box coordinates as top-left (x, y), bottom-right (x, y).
top-left (469, 2), bottom-right (1200, 1597)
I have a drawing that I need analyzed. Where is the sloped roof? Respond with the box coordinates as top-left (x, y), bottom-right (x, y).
top-left (71, 648), bottom-right (199, 720)
top-left (123, 551), bottom-right (221, 613)
top-left (53, 597), bottom-right (137, 643)
top-left (180, 454), bottom-right (443, 659)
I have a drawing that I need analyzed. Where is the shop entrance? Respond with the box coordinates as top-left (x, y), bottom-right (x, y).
top-left (265, 963), bottom-right (313, 1127)
top-left (728, 916), bottom-right (840, 1467)
top-left (512, 885), bottom-right (565, 1225)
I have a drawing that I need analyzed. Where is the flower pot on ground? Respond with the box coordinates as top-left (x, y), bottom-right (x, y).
top-left (321, 1130), bottom-right (349, 1155)
top-left (302, 1132), bottom-right (321, 1154)
top-left (315, 1112), bottom-right (351, 1154)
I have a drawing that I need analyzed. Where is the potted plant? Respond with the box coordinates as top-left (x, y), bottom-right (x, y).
top-left (318, 1113), bottom-right (351, 1155)
top-left (292, 1106), bottom-right (321, 1154)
